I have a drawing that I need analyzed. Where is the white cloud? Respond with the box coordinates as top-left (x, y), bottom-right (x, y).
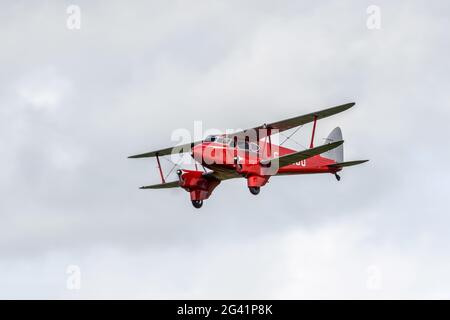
top-left (16, 67), bottom-right (72, 110)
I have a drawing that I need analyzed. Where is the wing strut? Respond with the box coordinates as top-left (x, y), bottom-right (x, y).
top-left (310, 115), bottom-right (318, 148)
top-left (156, 154), bottom-right (165, 184)
top-left (268, 127), bottom-right (272, 155)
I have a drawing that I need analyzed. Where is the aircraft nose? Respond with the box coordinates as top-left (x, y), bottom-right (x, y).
top-left (191, 144), bottom-right (203, 163)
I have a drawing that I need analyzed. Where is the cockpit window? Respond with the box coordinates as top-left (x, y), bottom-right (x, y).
top-left (205, 136), bottom-right (233, 145)
top-left (204, 135), bottom-right (217, 142)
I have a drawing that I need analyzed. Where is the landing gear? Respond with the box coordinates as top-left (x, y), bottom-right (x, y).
top-left (335, 173), bottom-right (341, 181)
top-left (191, 200), bottom-right (203, 208)
top-left (249, 186), bottom-right (260, 195)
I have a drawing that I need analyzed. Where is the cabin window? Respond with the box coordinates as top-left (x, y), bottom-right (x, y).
top-left (236, 141), bottom-right (260, 153)
top-left (222, 137), bottom-right (232, 145)
top-left (215, 137), bottom-right (224, 144)
top-left (249, 142), bottom-right (260, 152)
top-left (237, 141), bottom-right (250, 150)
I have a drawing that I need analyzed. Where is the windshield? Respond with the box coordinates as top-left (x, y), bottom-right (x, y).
top-left (205, 136), bottom-right (233, 145)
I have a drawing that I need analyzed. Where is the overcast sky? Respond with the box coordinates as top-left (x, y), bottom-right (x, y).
top-left (1, 0), bottom-right (450, 299)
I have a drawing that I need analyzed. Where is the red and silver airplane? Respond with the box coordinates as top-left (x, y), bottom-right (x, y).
top-left (129, 102), bottom-right (368, 208)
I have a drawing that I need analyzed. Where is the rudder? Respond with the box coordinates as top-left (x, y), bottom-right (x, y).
top-left (323, 127), bottom-right (343, 162)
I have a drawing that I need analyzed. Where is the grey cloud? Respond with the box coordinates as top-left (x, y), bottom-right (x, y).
top-left (1, 0), bottom-right (450, 298)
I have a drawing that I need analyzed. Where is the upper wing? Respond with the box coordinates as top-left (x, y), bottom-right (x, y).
top-left (268, 140), bottom-right (344, 168)
top-left (128, 102), bottom-right (354, 158)
top-left (227, 102), bottom-right (355, 140)
top-left (128, 141), bottom-right (201, 159)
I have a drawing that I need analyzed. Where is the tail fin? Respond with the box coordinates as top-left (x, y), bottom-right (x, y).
top-left (322, 127), bottom-right (343, 162)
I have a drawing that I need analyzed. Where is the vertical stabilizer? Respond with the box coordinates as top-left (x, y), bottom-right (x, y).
top-left (322, 127), bottom-right (343, 162)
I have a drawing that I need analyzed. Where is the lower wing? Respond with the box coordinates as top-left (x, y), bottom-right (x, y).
top-left (265, 140), bottom-right (344, 168)
top-left (139, 168), bottom-right (238, 190)
top-left (140, 181), bottom-right (180, 189)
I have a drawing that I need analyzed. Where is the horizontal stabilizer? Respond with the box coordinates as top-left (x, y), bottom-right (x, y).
top-left (269, 140), bottom-right (344, 168)
top-left (140, 181), bottom-right (180, 189)
top-left (327, 160), bottom-right (369, 168)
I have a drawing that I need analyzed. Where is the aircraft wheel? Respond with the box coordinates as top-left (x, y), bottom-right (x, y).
top-left (335, 173), bottom-right (341, 181)
top-left (191, 200), bottom-right (203, 208)
top-left (249, 186), bottom-right (260, 195)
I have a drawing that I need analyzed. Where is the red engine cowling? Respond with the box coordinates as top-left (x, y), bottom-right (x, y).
top-left (234, 163), bottom-right (270, 188)
top-left (247, 175), bottom-right (269, 188)
top-left (177, 170), bottom-right (220, 201)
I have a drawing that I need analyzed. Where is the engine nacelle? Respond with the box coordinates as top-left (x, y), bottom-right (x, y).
top-left (234, 162), bottom-right (270, 189)
top-left (247, 175), bottom-right (269, 188)
top-left (177, 170), bottom-right (220, 201)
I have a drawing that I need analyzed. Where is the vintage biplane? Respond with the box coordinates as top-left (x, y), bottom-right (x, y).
top-left (129, 102), bottom-right (368, 208)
